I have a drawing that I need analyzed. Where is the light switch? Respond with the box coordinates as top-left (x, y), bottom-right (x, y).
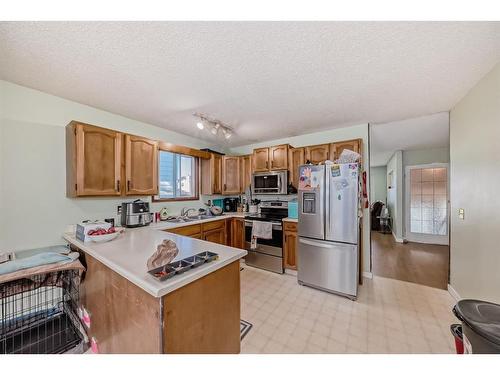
top-left (458, 208), bottom-right (465, 220)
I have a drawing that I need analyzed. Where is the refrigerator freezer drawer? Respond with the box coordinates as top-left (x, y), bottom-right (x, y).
top-left (297, 237), bottom-right (358, 298)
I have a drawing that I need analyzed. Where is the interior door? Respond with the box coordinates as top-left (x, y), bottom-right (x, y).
top-left (405, 164), bottom-right (449, 245)
top-left (326, 163), bottom-right (359, 244)
top-left (298, 165), bottom-right (325, 240)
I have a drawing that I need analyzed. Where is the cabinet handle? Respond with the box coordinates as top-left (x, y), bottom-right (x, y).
top-left (224, 184), bottom-right (227, 191)
top-left (127, 180), bottom-right (131, 191)
top-left (116, 180), bottom-right (120, 192)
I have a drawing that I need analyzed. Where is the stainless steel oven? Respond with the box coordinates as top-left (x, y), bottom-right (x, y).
top-left (244, 220), bottom-right (283, 274)
top-left (252, 171), bottom-right (288, 195)
top-left (243, 200), bottom-right (288, 274)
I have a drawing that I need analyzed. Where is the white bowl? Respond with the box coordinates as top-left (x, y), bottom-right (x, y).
top-left (89, 231), bottom-right (120, 243)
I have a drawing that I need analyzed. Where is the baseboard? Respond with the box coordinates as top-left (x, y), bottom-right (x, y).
top-left (362, 272), bottom-right (373, 279)
top-left (448, 284), bottom-right (461, 301)
top-left (392, 231), bottom-right (404, 243)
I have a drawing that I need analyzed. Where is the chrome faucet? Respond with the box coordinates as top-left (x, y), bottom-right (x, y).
top-left (180, 207), bottom-right (196, 217)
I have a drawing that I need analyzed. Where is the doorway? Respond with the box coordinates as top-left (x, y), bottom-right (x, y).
top-left (405, 164), bottom-right (449, 245)
top-left (369, 113), bottom-right (451, 290)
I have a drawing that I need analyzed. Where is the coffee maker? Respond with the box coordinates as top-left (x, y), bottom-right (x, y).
top-left (120, 199), bottom-right (152, 228)
top-left (223, 197), bottom-right (239, 212)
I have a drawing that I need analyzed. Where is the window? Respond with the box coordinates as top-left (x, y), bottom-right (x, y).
top-left (409, 167), bottom-right (447, 235)
top-left (154, 150), bottom-right (198, 201)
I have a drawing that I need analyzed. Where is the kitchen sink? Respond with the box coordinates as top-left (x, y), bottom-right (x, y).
top-left (186, 215), bottom-right (214, 221)
top-left (165, 215), bottom-right (215, 223)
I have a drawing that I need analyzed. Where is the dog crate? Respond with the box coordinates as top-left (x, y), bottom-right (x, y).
top-left (0, 269), bottom-right (83, 354)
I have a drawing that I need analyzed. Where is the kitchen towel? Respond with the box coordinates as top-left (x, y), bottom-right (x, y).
top-left (251, 221), bottom-right (273, 240)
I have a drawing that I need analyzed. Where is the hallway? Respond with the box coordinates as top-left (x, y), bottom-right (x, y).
top-left (371, 231), bottom-right (449, 290)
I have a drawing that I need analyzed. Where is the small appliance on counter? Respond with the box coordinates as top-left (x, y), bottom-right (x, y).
top-left (76, 221), bottom-right (112, 242)
top-left (120, 199), bottom-right (152, 228)
top-left (223, 197), bottom-right (239, 212)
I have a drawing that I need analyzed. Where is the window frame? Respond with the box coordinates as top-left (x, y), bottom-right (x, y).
top-left (153, 150), bottom-right (200, 202)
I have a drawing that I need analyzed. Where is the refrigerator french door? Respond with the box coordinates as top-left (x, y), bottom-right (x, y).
top-left (297, 163), bottom-right (360, 299)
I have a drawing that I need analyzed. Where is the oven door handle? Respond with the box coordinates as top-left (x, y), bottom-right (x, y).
top-left (245, 220), bottom-right (282, 231)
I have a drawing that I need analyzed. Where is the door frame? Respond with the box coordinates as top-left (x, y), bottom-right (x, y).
top-left (404, 162), bottom-right (449, 245)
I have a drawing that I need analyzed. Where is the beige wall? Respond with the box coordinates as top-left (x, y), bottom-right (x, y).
top-left (449, 62), bottom-right (500, 303)
top-left (230, 124), bottom-right (372, 274)
top-left (0, 80), bottom-right (221, 251)
top-left (386, 150), bottom-right (403, 241)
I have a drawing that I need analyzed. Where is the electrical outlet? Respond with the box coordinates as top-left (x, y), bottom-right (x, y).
top-left (458, 208), bottom-right (465, 220)
top-left (117, 205), bottom-right (122, 215)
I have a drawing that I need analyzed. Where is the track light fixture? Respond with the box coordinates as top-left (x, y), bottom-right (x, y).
top-left (193, 114), bottom-right (233, 140)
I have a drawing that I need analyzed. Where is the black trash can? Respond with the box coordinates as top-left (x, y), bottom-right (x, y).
top-left (453, 299), bottom-right (500, 354)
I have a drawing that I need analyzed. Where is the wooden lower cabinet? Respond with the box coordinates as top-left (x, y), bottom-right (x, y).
top-left (164, 220), bottom-right (226, 245)
top-left (74, 249), bottom-right (241, 353)
top-left (283, 221), bottom-right (298, 270)
top-left (231, 218), bottom-right (245, 249)
top-left (203, 228), bottom-right (226, 244)
top-left (163, 261), bottom-right (240, 353)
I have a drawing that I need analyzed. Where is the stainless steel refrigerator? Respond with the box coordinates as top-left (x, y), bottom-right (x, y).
top-left (297, 163), bottom-right (360, 299)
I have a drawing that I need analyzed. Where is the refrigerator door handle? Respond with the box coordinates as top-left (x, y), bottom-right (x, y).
top-left (325, 164), bottom-right (330, 239)
top-left (299, 238), bottom-right (338, 249)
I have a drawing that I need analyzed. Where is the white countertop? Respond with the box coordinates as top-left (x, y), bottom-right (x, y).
top-left (63, 214), bottom-right (247, 298)
top-left (282, 217), bottom-right (298, 223)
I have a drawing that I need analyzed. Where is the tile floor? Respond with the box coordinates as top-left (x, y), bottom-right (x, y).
top-left (240, 265), bottom-right (458, 354)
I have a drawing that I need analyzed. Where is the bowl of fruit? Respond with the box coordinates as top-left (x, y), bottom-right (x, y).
top-left (87, 227), bottom-right (122, 243)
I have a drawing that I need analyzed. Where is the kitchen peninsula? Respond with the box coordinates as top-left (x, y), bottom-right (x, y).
top-left (64, 216), bottom-right (247, 354)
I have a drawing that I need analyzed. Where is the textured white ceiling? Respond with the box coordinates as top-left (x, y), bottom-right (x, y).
top-left (1, 22), bottom-right (499, 147)
top-left (370, 112), bottom-right (450, 167)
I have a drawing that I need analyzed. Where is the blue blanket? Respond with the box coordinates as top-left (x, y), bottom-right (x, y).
top-left (0, 252), bottom-right (73, 276)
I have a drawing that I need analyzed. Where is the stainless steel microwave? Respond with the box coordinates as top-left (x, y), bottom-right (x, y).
top-left (252, 171), bottom-right (288, 195)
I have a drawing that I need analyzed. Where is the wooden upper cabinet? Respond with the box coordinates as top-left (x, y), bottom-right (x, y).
top-left (201, 153), bottom-right (222, 195)
top-left (125, 135), bottom-right (158, 195)
top-left (288, 147), bottom-right (305, 189)
top-left (222, 156), bottom-right (240, 195)
top-left (66, 122), bottom-right (122, 197)
top-left (240, 155), bottom-right (252, 193)
top-left (330, 139), bottom-right (362, 161)
top-left (253, 147), bottom-right (269, 172)
top-left (269, 145), bottom-right (288, 170)
top-left (304, 144), bottom-right (330, 164)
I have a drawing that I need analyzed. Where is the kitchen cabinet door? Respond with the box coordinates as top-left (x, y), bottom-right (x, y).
top-left (304, 144), bottom-right (330, 164)
top-left (269, 145), bottom-right (288, 170)
top-left (201, 153), bottom-right (222, 195)
top-left (222, 156), bottom-right (241, 195)
top-left (288, 147), bottom-right (305, 189)
top-left (253, 147), bottom-right (269, 172)
top-left (330, 139), bottom-right (361, 162)
top-left (283, 222), bottom-right (298, 270)
top-left (239, 155), bottom-right (252, 193)
top-left (67, 122), bottom-right (122, 197)
top-left (203, 228), bottom-right (226, 245)
top-left (125, 135), bottom-right (158, 195)
top-left (231, 218), bottom-right (245, 249)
